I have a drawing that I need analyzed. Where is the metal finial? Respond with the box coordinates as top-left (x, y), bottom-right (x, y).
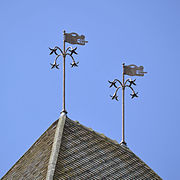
top-left (109, 63), bottom-right (147, 146)
top-left (49, 31), bottom-right (87, 115)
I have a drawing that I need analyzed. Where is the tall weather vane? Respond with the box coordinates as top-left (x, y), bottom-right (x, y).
top-left (109, 63), bottom-right (147, 145)
top-left (49, 30), bottom-right (88, 114)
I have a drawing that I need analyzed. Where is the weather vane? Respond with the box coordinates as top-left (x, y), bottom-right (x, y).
top-left (109, 63), bottom-right (147, 145)
top-left (49, 30), bottom-right (88, 115)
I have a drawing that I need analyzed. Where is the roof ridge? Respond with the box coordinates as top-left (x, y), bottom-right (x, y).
top-left (46, 113), bottom-right (66, 180)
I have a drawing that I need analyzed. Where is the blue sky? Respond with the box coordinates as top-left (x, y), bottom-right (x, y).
top-left (1, 0), bottom-right (180, 179)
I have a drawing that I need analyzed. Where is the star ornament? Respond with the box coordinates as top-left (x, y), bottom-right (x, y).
top-left (70, 61), bottom-right (79, 67)
top-left (49, 47), bottom-right (58, 55)
top-left (69, 47), bottom-right (78, 56)
top-left (128, 79), bottom-right (136, 87)
top-left (110, 94), bottom-right (119, 101)
top-left (50, 61), bottom-right (59, 69)
top-left (130, 92), bottom-right (138, 99)
top-left (108, 80), bottom-right (117, 88)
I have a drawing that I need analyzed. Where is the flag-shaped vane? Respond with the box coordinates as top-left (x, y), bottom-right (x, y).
top-left (124, 64), bottom-right (147, 76)
top-left (64, 32), bottom-right (88, 45)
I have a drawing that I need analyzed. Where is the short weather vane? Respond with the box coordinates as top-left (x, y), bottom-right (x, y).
top-left (109, 63), bottom-right (147, 145)
top-left (49, 30), bottom-right (88, 115)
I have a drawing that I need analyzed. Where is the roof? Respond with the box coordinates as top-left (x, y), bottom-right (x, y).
top-left (2, 114), bottom-right (162, 180)
top-left (1, 120), bottom-right (58, 180)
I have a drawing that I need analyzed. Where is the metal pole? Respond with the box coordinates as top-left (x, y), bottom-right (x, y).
top-left (121, 63), bottom-right (126, 145)
top-left (62, 30), bottom-right (67, 114)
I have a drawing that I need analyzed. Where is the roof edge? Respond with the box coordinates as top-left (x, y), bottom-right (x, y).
top-left (46, 113), bottom-right (66, 180)
top-left (1, 120), bottom-right (58, 179)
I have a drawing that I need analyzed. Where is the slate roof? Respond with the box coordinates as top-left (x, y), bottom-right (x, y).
top-left (1, 121), bottom-right (57, 180)
top-left (1, 114), bottom-right (162, 180)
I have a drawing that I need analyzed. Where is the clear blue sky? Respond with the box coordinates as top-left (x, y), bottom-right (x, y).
top-left (0, 0), bottom-right (180, 179)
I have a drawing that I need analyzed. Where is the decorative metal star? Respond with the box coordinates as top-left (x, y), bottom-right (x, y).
top-left (69, 47), bottom-right (78, 56)
top-left (130, 92), bottom-right (138, 99)
top-left (108, 80), bottom-right (117, 88)
top-left (70, 61), bottom-right (79, 67)
top-left (50, 61), bottom-right (59, 69)
top-left (128, 79), bottom-right (136, 87)
top-left (49, 47), bottom-right (58, 55)
top-left (110, 94), bottom-right (119, 101)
